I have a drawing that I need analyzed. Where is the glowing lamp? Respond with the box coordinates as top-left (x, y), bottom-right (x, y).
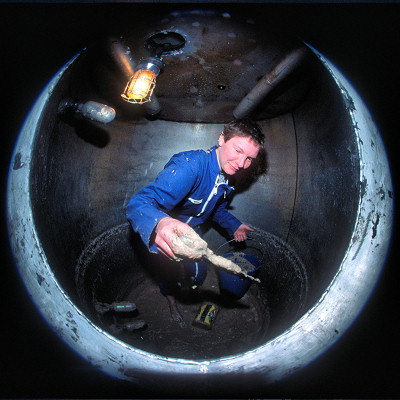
top-left (121, 57), bottom-right (163, 104)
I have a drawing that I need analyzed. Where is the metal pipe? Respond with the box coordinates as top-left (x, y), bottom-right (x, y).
top-left (233, 47), bottom-right (309, 119)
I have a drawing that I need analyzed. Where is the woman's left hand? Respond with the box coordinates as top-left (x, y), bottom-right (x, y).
top-left (233, 224), bottom-right (254, 241)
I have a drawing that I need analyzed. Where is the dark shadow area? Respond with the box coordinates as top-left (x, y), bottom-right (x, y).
top-left (58, 109), bottom-right (111, 148)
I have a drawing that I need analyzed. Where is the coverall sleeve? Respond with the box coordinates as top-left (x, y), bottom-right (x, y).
top-left (126, 154), bottom-right (197, 252)
top-left (211, 198), bottom-right (242, 237)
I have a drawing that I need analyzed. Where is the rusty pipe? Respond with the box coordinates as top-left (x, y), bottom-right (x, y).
top-left (233, 47), bottom-right (309, 119)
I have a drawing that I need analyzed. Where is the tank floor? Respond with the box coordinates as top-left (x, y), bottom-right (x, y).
top-left (111, 267), bottom-right (270, 360)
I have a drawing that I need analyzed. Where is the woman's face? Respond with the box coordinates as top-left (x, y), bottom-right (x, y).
top-left (217, 134), bottom-right (260, 175)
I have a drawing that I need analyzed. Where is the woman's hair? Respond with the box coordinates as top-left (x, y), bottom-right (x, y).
top-left (222, 119), bottom-right (265, 147)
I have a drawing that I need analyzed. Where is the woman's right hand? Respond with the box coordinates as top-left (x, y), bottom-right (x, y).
top-left (154, 217), bottom-right (193, 260)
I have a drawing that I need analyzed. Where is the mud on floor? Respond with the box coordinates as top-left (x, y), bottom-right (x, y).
top-left (110, 267), bottom-right (270, 360)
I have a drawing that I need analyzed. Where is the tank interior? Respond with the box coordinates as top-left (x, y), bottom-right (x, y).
top-left (29, 9), bottom-right (360, 360)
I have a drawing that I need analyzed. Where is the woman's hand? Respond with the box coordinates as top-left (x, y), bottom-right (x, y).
top-left (154, 217), bottom-right (193, 260)
top-left (233, 224), bottom-right (254, 242)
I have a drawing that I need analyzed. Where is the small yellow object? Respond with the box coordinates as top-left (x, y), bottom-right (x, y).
top-left (193, 304), bottom-right (219, 330)
top-left (121, 69), bottom-right (157, 104)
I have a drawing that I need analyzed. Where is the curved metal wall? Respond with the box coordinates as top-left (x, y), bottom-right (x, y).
top-left (6, 8), bottom-right (393, 398)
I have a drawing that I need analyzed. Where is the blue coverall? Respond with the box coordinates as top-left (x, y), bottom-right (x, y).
top-left (126, 146), bottom-right (243, 293)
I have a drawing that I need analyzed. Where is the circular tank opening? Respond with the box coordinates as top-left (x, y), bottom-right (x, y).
top-left (144, 31), bottom-right (186, 56)
top-left (75, 224), bottom-right (308, 359)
